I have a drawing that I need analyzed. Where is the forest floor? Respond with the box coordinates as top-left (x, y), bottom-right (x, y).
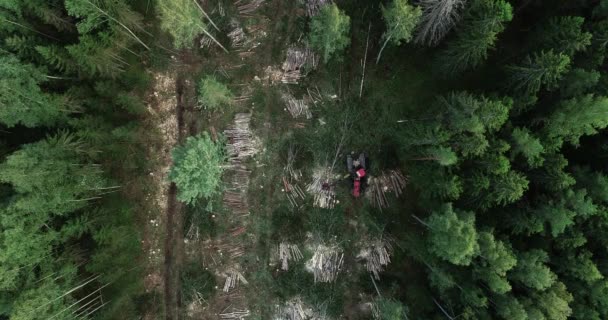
top-left (141, 1), bottom-right (428, 319)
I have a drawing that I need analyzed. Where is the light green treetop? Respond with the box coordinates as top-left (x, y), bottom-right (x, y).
top-left (427, 203), bottom-right (479, 265)
top-left (170, 133), bottom-right (225, 205)
top-left (198, 76), bottom-right (233, 110)
top-left (309, 3), bottom-right (351, 62)
top-left (0, 54), bottom-right (67, 127)
top-left (382, 0), bottom-right (422, 45)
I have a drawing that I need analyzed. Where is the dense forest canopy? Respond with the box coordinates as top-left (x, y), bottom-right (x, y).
top-left (1, 0), bottom-right (608, 319)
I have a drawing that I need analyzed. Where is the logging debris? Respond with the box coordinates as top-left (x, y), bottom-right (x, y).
top-left (306, 167), bottom-right (338, 209)
top-left (222, 269), bottom-right (249, 292)
top-left (271, 242), bottom-right (304, 271)
top-left (224, 113), bottom-right (260, 164)
top-left (305, 244), bottom-right (344, 283)
top-left (282, 47), bottom-right (319, 72)
top-left (367, 170), bottom-right (408, 209)
top-left (302, 0), bottom-right (330, 17)
top-left (357, 238), bottom-right (393, 279)
top-left (236, 0), bottom-right (265, 15)
top-left (273, 297), bottom-right (329, 320)
top-left (219, 309), bottom-right (251, 319)
top-left (282, 92), bottom-right (312, 119)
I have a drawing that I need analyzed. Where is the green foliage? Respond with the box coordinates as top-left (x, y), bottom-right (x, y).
top-left (170, 133), bottom-right (225, 205)
top-left (197, 76), bottom-right (233, 110)
top-left (0, 54), bottom-right (67, 127)
top-left (439, 0), bottom-right (513, 74)
top-left (511, 127), bottom-right (544, 167)
top-left (427, 203), bottom-right (479, 265)
top-left (309, 3), bottom-right (351, 62)
top-left (157, 0), bottom-right (207, 49)
top-left (544, 94), bottom-right (608, 148)
top-left (381, 0), bottom-right (422, 46)
top-left (376, 297), bottom-right (409, 320)
top-left (536, 16), bottom-right (592, 57)
top-left (439, 92), bottom-right (512, 134)
top-left (423, 146), bottom-right (458, 166)
top-left (181, 262), bottom-right (215, 300)
top-left (474, 232), bottom-right (516, 293)
top-left (560, 68), bottom-right (600, 97)
top-left (508, 50), bottom-right (571, 94)
top-left (0, 133), bottom-right (106, 215)
top-left (509, 249), bottom-right (557, 290)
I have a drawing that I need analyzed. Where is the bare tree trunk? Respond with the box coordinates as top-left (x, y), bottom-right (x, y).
top-left (360, 23), bottom-right (371, 98)
top-left (83, 0), bottom-right (151, 50)
top-left (415, 0), bottom-right (465, 46)
top-left (377, 22), bottom-right (401, 65)
top-left (412, 214), bottom-right (431, 228)
top-left (200, 27), bottom-right (229, 53)
top-left (193, 0), bottom-right (220, 32)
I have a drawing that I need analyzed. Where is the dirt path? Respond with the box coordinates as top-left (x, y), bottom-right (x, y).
top-left (141, 68), bottom-right (188, 320)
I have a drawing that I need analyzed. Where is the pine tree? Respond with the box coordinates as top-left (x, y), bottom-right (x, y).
top-left (473, 232), bottom-right (516, 294)
top-left (557, 250), bottom-right (603, 285)
top-left (418, 146), bottom-right (458, 166)
top-left (0, 54), bottom-right (67, 127)
top-left (508, 50), bottom-right (571, 94)
top-left (0, 133), bottom-right (107, 215)
top-left (197, 76), bottom-right (233, 110)
top-left (376, 0), bottom-right (422, 63)
top-left (309, 3), bottom-right (351, 62)
top-left (536, 16), bottom-right (592, 57)
top-left (66, 32), bottom-right (130, 78)
top-left (511, 127), bottom-right (544, 167)
top-left (509, 249), bottom-right (557, 290)
top-left (439, 92), bottom-right (512, 134)
top-left (560, 68), bottom-right (600, 97)
top-left (157, 0), bottom-right (225, 50)
top-left (495, 295), bottom-right (527, 320)
top-left (170, 133), bottom-right (225, 205)
top-left (478, 170), bottom-right (529, 208)
top-left (530, 282), bottom-right (573, 320)
top-left (543, 94), bottom-right (608, 148)
top-left (427, 203), bottom-right (479, 265)
top-left (439, 0), bottom-right (513, 74)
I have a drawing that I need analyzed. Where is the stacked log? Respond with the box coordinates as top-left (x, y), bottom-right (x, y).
top-left (223, 269), bottom-right (249, 292)
top-left (228, 27), bottom-right (247, 48)
top-left (306, 167), bottom-right (337, 209)
top-left (236, 0), bottom-right (265, 15)
top-left (306, 244), bottom-right (344, 283)
top-left (357, 238), bottom-right (393, 279)
top-left (304, 0), bottom-right (330, 17)
top-left (224, 113), bottom-right (259, 164)
top-left (282, 92), bottom-right (312, 119)
top-left (367, 170), bottom-right (408, 209)
top-left (273, 297), bottom-right (329, 320)
top-left (282, 47), bottom-right (319, 72)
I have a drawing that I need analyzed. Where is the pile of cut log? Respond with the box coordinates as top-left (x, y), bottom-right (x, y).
top-left (282, 47), bottom-right (319, 72)
top-left (223, 269), bottom-right (249, 292)
top-left (271, 242), bottom-right (304, 271)
top-left (367, 170), bottom-right (408, 209)
top-left (219, 309), bottom-right (251, 319)
top-left (357, 238), bottom-right (393, 279)
top-left (306, 244), bottom-right (344, 283)
top-left (282, 92), bottom-right (312, 119)
top-left (228, 27), bottom-right (247, 48)
top-left (224, 113), bottom-right (259, 164)
top-left (306, 167), bottom-right (337, 209)
top-left (273, 297), bottom-right (328, 320)
top-left (304, 0), bottom-right (330, 16)
top-left (236, 0), bottom-right (265, 15)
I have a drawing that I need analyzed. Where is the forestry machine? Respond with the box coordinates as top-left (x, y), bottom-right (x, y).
top-left (347, 152), bottom-right (368, 198)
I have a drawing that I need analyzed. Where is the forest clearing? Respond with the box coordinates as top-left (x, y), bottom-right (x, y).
top-left (2, 0), bottom-right (608, 319)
